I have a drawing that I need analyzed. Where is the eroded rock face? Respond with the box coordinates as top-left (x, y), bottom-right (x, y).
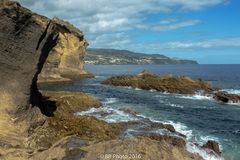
top-left (38, 18), bottom-right (90, 83)
top-left (0, 0), bottom-right (86, 149)
top-left (0, 0), bottom-right (58, 143)
top-left (0, 0), bottom-right (55, 112)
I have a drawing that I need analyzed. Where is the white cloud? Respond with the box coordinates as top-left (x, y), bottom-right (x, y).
top-left (159, 18), bottom-right (177, 24)
top-left (17, 0), bottom-right (226, 32)
top-left (159, 0), bottom-right (227, 10)
top-left (163, 37), bottom-right (240, 49)
top-left (90, 32), bottom-right (131, 49)
top-left (152, 19), bottom-right (201, 32)
top-left (17, 0), bottom-right (227, 49)
top-left (90, 37), bottom-right (240, 55)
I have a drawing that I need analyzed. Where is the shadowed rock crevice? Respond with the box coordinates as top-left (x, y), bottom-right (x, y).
top-left (0, 1), bottom-right (66, 155)
top-left (36, 21), bottom-right (51, 50)
top-left (0, 1), bottom-right (88, 131)
top-left (30, 26), bottom-right (59, 117)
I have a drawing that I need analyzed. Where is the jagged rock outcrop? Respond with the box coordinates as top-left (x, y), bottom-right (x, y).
top-left (202, 140), bottom-right (221, 156)
top-left (38, 18), bottom-right (92, 83)
top-left (214, 91), bottom-right (240, 103)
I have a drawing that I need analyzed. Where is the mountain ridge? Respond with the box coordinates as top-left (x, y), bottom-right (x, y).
top-left (85, 48), bottom-right (198, 65)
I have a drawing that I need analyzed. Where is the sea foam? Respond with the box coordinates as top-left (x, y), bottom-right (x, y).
top-left (221, 89), bottom-right (240, 95)
top-left (186, 142), bottom-right (223, 160)
top-left (178, 93), bottom-right (213, 101)
top-left (145, 119), bottom-right (222, 160)
top-left (76, 107), bottom-right (139, 123)
top-left (104, 98), bottom-right (118, 104)
top-left (166, 103), bottom-right (184, 108)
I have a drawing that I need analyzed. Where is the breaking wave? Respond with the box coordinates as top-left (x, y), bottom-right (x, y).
top-left (178, 94), bottom-right (213, 101)
top-left (221, 89), bottom-right (240, 95)
top-left (76, 106), bottom-right (222, 160)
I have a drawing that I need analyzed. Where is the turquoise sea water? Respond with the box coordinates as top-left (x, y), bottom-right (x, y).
top-left (40, 64), bottom-right (240, 160)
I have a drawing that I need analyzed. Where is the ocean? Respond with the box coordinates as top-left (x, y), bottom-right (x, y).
top-left (40, 64), bottom-right (240, 160)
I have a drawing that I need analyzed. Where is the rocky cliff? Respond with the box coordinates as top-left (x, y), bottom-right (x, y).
top-left (0, 0), bottom-right (57, 147)
top-left (0, 0), bottom-right (87, 153)
top-left (38, 18), bottom-right (92, 83)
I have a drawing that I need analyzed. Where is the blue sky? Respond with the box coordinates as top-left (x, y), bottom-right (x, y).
top-left (18, 0), bottom-right (240, 64)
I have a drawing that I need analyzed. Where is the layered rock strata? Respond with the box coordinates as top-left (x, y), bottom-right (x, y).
top-left (38, 18), bottom-right (92, 83)
top-left (0, 0), bottom-right (59, 148)
top-left (0, 0), bottom-right (88, 155)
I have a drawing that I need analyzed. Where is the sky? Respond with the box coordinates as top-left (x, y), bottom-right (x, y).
top-left (17, 0), bottom-right (240, 64)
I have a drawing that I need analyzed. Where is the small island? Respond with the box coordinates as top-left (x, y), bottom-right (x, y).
top-left (102, 70), bottom-right (240, 104)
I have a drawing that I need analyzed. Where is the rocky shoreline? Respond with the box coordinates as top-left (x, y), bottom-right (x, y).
top-left (102, 70), bottom-right (240, 105)
top-left (30, 91), bottom-right (219, 160)
top-left (1, 88), bottom-right (219, 159)
top-left (0, 1), bottom-right (223, 159)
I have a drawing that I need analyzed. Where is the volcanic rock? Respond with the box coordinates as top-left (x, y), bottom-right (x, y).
top-left (202, 140), bottom-right (221, 155)
top-left (214, 91), bottom-right (240, 103)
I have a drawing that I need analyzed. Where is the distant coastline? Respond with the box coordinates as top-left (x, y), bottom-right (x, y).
top-left (85, 48), bottom-right (198, 65)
